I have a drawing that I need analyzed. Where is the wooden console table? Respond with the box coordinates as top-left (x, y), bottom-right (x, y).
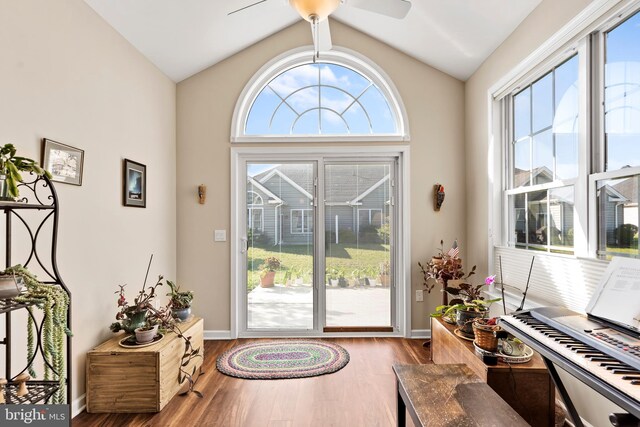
top-left (86, 317), bottom-right (204, 413)
top-left (393, 364), bottom-right (528, 427)
top-left (431, 317), bottom-right (555, 426)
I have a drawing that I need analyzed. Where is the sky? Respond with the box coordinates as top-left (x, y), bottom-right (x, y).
top-left (245, 63), bottom-right (396, 136)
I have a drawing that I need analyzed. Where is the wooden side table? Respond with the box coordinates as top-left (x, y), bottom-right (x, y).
top-left (86, 317), bottom-right (204, 413)
top-left (393, 364), bottom-right (528, 427)
top-left (431, 317), bottom-right (555, 427)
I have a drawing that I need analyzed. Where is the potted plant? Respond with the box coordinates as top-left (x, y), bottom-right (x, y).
top-left (363, 266), bottom-right (378, 287)
top-left (351, 268), bottom-right (364, 287)
top-left (431, 275), bottom-right (500, 338)
top-left (166, 280), bottom-right (194, 322)
top-left (326, 267), bottom-right (339, 286)
top-left (419, 240), bottom-right (475, 305)
top-left (472, 317), bottom-right (501, 352)
top-left (378, 260), bottom-right (391, 287)
top-left (336, 268), bottom-right (348, 287)
top-left (0, 143), bottom-right (51, 200)
top-left (110, 275), bottom-right (164, 334)
top-left (134, 323), bottom-right (159, 344)
top-left (259, 256), bottom-right (281, 287)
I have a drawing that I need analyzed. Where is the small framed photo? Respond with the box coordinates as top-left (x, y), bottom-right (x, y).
top-left (41, 138), bottom-right (84, 186)
top-left (123, 159), bottom-right (146, 208)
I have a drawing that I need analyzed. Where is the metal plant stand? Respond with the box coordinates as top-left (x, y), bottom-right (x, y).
top-left (0, 174), bottom-right (71, 404)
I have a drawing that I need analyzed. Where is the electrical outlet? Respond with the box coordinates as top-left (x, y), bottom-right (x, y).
top-left (214, 230), bottom-right (227, 242)
top-left (416, 289), bottom-right (424, 302)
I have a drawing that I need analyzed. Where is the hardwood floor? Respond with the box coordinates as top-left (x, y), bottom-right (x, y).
top-left (73, 338), bottom-right (431, 427)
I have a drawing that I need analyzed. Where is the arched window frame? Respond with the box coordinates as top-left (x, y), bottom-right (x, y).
top-left (231, 46), bottom-right (410, 143)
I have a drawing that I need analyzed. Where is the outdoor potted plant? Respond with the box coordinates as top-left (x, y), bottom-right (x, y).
top-left (378, 260), bottom-right (391, 287)
top-left (326, 267), bottom-right (339, 287)
top-left (166, 280), bottom-right (194, 322)
top-left (0, 143), bottom-right (51, 201)
top-left (364, 266), bottom-right (378, 287)
top-left (259, 256), bottom-right (281, 288)
top-left (337, 268), bottom-right (348, 288)
top-left (351, 268), bottom-right (364, 287)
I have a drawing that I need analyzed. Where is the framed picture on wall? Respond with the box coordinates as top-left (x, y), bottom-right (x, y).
top-left (41, 138), bottom-right (84, 186)
top-left (123, 158), bottom-right (146, 208)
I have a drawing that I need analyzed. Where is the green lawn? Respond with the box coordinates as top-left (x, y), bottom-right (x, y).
top-left (247, 243), bottom-right (390, 291)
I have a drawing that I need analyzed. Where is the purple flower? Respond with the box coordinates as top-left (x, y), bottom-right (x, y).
top-left (484, 275), bottom-right (496, 286)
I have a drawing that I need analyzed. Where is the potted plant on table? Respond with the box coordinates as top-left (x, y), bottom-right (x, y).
top-left (431, 275), bottom-right (501, 338)
top-left (0, 143), bottom-right (51, 201)
top-left (259, 256), bottom-right (281, 288)
top-left (167, 280), bottom-right (194, 322)
top-left (419, 240), bottom-right (475, 305)
top-left (110, 275), bottom-right (164, 334)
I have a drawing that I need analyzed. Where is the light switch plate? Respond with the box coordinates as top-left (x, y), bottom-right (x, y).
top-left (214, 230), bottom-right (227, 242)
top-left (416, 289), bottom-right (424, 302)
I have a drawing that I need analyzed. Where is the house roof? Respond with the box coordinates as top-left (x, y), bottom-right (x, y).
top-left (247, 177), bottom-right (283, 204)
top-left (254, 163), bottom-right (390, 205)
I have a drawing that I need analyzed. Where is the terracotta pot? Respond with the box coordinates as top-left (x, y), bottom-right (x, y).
top-left (260, 271), bottom-right (276, 287)
top-left (379, 274), bottom-right (391, 287)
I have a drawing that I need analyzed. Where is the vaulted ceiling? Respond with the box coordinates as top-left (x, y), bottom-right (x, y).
top-left (84, 0), bottom-right (541, 82)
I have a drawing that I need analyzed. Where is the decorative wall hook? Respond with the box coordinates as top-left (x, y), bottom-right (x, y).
top-left (198, 184), bottom-right (207, 205)
top-left (434, 184), bottom-right (445, 211)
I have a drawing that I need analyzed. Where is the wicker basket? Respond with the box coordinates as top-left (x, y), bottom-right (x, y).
top-left (472, 321), bottom-right (501, 352)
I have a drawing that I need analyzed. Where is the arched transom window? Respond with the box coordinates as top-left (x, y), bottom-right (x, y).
top-left (232, 48), bottom-right (408, 142)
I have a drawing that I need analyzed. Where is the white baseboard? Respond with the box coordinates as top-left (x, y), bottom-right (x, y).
top-left (72, 393), bottom-right (86, 418)
top-left (410, 329), bottom-right (431, 339)
top-left (204, 330), bottom-right (233, 340)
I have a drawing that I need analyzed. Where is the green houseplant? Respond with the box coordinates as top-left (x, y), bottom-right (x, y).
top-left (259, 256), bottom-right (281, 288)
top-left (4, 265), bottom-right (72, 404)
top-left (166, 280), bottom-right (194, 322)
top-left (0, 143), bottom-right (51, 200)
top-left (431, 275), bottom-right (501, 338)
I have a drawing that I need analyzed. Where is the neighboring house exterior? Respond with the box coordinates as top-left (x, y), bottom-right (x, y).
top-left (248, 164), bottom-right (391, 245)
top-left (598, 176), bottom-right (640, 247)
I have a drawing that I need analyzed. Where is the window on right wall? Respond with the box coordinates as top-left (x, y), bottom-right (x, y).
top-left (502, 5), bottom-right (640, 260)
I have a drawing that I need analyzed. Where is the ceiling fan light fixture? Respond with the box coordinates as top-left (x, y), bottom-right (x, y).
top-left (289, 0), bottom-right (341, 22)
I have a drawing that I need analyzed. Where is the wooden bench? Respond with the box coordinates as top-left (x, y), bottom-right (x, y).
top-left (393, 364), bottom-right (528, 427)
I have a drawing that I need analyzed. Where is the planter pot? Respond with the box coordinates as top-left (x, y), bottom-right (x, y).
top-left (338, 278), bottom-right (348, 288)
top-left (378, 274), bottom-right (390, 287)
top-left (172, 306), bottom-right (191, 322)
top-left (0, 174), bottom-right (13, 201)
top-left (123, 309), bottom-right (148, 333)
top-left (0, 275), bottom-right (25, 299)
top-left (456, 309), bottom-right (487, 338)
top-left (330, 279), bottom-right (339, 287)
top-left (134, 324), bottom-right (159, 344)
top-left (260, 271), bottom-right (276, 288)
top-left (367, 278), bottom-right (378, 287)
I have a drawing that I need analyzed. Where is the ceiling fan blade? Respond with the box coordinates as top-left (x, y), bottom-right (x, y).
top-left (312, 19), bottom-right (333, 53)
top-left (228, 0), bottom-right (269, 16)
top-left (345, 0), bottom-right (411, 19)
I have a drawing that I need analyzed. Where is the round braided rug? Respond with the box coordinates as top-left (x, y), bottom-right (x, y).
top-left (216, 340), bottom-right (350, 380)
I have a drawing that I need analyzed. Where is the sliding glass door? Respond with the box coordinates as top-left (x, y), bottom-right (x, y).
top-left (324, 162), bottom-right (394, 331)
top-left (242, 158), bottom-right (396, 333)
top-left (246, 162), bottom-right (316, 330)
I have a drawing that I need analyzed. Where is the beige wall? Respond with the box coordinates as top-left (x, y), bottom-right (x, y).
top-left (0, 0), bottom-right (176, 405)
top-left (464, 0), bottom-right (624, 425)
top-left (177, 19), bottom-right (466, 333)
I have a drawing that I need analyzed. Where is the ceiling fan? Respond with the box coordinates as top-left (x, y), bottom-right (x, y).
top-left (228, 0), bottom-right (412, 61)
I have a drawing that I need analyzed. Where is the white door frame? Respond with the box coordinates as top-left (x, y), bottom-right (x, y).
top-left (230, 145), bottom-right (411, 338)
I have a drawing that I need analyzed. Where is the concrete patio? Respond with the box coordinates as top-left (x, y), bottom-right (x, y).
top-left (247, 283), bottom-right (391, 330)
